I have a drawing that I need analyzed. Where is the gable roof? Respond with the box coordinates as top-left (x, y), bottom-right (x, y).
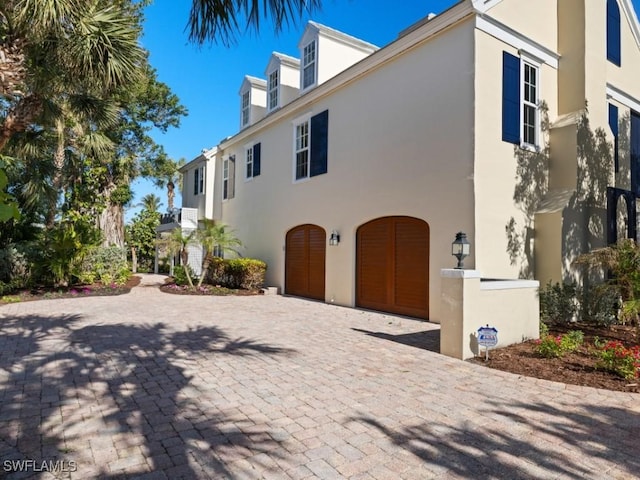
top-left (297, 21), bottom-right (379, 53)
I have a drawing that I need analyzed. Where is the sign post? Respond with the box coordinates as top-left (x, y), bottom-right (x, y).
top-left (477, 325), bottom-right (498, 361)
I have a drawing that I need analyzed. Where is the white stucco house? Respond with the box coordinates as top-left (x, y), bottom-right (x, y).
top-left (155, 147), bottom-right (218, 276)
top-left (167, 0), bottom-right (640, 326)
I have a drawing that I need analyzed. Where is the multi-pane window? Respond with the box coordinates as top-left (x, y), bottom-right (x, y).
top-left (268, 70), bottom-right (279, 111)
top-left (295, 120), bottom-right (310, 180)
top-left (223, 159), bottom-right (229, 199)
top-left (241, 91), bottom-right (250, 127)
top-left (246, 147), bottom-right (254, 179)
top-left (193, 165), bottom-right (204, 195)
top-left (302, 41), bottom-right (316, 89)
top-left (522, 62), bottom-right (538, 146)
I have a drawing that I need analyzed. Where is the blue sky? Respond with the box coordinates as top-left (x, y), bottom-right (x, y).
top-left (129, 0), bottom-right (640, 219)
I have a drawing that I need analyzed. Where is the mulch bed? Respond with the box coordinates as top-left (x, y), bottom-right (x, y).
top-left (469, 323), bottom-right (640, 393)
top-left (0, 275), bottom-right (141, 305)
top-left (159, 282), bottom-right (263, 296)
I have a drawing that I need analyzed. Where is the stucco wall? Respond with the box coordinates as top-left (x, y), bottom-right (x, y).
top-left (485, 0), bottom-right (558, 53)
top-left (215, 18), bottom-right (477, 322)
top-left (473, 28), bottom-right (558, 280)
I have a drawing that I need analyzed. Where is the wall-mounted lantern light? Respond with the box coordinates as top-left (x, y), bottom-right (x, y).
top-left (452, 232), bottom-right (470, 269)
top-left (329, 230), bottom-right (340, 246)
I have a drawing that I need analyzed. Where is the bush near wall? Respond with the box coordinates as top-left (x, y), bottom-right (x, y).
top-left (206, 258), bottom-right (266, 290)
top-left (539, 281), bottom-right (620, 326)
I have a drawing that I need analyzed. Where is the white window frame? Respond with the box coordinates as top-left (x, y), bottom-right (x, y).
top-left (222, 157), bottom-right (230, 200)
top-left (241, 90), bottom-right (250, 127)
top-left (245, 144), bottom-right (254, 180)
top-left (193, 165), bottom-right (205, 195)
top-left (268, 70), bottom-right (279, 111)
top-left (292, 113), bottom-right (312, 182)
top-left (302, 41), bottom-right (317, 90)
top-left (520, 52), bottom-right (541, 149)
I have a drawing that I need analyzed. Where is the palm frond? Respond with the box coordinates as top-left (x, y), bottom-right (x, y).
top-left (66, 4), bottom-right (144, 89)
top-left (188, 0), bottom-right (321, 46)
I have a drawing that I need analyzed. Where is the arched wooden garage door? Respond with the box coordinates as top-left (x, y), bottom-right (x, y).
top-left (285, 224), bottom-right (326, 300)
top-left (357, 216), bottom-right (429, 319)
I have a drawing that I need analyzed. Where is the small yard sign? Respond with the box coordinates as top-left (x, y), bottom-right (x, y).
top-left (477, 325), bottom-right (498, 361)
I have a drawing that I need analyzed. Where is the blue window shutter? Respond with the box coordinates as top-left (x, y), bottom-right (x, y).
top-left (502, 52), bottom-right (521, 144)
top-left (607, 0), bottom-right (621, 66)
top-left (632, 112), bottom-right (640, 196)
top-left (310, 110), bottom-right (329, 177)
top-left (609, 104), bottom-right (619, 172)
top-left (253, 143), bottom-right (261, 177)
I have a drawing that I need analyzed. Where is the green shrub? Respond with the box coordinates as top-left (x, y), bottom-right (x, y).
top-left (579, 284), bottom-right (620, 326)
top-left (535, 330), bottom-right (584, 358)
top-left (206, 258), bottom-right (266, 289)
top-left (172, 265), bottom-right (195, 286)
top-left (540, 282), bottom-right (578, 324)
top-left (77, 246), bottom-right (130, 286)
top-left (594, 339), bottom-right (640, 380)
top-left (0, 245), bottom-right (31, 288)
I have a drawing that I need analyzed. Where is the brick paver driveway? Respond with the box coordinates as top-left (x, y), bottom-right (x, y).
top-left (0, 274), bottom-right (638, 479)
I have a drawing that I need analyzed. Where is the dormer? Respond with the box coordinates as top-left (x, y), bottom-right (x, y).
top-left (239, 76), bottom-right (267, 129)
top-left (297, 21), bottom-right (378, 92)
top-left (264, 52), bottom-right (300, 113)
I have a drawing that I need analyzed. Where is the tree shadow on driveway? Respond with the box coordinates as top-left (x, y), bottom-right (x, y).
top-left (0, 313), bottom-right (296, 478)
top-left (350, 399), bottom-right (639, 478)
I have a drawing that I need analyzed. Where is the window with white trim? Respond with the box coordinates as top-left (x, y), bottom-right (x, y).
top-left (193, 165), bottom-right (205, 195)
top-left (295, 121), bottom-right (309, 180)
top-left (502, 51), bottom-right (541, 148)
top-left (302, 41), bottom-right (316, 89)
top-left (241, 91), bottom-right (250, 127)
top-left (268, 70), bottom-right (279, 111)
top-left (223, 155), bottom-right (235, 200)
top-left (293, 110), bottom-right (329, 181)
top-left (522, 62), bottom-right (538, 147)
top-left (246, 146), bottom-right (254, 179)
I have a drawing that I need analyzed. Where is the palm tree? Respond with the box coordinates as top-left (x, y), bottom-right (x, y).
top-left (188, 0), bottom-right (321, 45)
top-left (161, 228), bottom-right (197, 288)
top-left (0, 0), bottom-right (145, 151)
top-left (196, 219), bottom-right (242, 287)
top-left (140, 193), bottom-right (162, 213)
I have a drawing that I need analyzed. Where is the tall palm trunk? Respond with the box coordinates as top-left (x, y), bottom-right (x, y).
top-left (167, 180), bottom-right (175, 211)
top-left (97, 182), bottom-right (125, 247)
top-left (46, 121), bottom-right (66, 227)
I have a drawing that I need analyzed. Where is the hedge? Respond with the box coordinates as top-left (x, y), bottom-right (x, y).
top-left (206, 258), bottom-right (266, 289)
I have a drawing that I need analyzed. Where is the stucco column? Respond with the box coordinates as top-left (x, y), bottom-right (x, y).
top-left (440, 269), bottom-right (481, 360)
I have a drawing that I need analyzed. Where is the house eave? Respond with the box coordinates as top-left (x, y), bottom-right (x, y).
top-left (220, 1), bottom-right (475, 150)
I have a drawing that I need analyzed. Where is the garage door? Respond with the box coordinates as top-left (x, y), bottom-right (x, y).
top-left (285, 224), bottom-right (326, 301)
top-left (357, 216), bottom-right (429, 319)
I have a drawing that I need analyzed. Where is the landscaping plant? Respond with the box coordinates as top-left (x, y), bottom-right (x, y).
top-left (594, 339), bottom-right (640, 380)
top-left (535, 330), bottom-right (584, 358)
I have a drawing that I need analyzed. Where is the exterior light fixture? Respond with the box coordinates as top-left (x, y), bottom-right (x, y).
top-left (329, 230), bottom-right (340, 246)
top-left (451, 232), bottom-right (470, 269)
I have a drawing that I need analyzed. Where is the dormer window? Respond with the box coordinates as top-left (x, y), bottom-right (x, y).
top-left (241, 91), bottom-right (250, 127)
top-left (268, 70), bottom-right (279, 111)
top-left (302, 41), bottom-right (316, 89)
